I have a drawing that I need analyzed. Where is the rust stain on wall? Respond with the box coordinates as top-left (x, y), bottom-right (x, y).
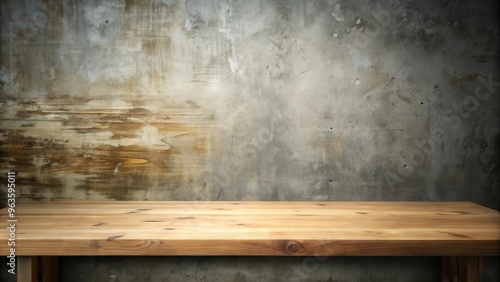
top-left (0, 96), bottom-right (218, 202)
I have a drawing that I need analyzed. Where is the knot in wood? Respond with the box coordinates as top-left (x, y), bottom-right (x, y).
top-left (285, 240), bottom-right (303, 254)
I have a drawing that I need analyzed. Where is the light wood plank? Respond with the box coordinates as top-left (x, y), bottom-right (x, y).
top-left (1, 201), bottom-right (499, 256)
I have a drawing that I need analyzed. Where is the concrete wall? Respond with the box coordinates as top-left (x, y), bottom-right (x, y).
top-left (1, 0), bottom-right (499, 281)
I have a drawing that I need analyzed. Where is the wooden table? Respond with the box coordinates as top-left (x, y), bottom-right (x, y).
top-left (1, 201), bottom-right (499, 282)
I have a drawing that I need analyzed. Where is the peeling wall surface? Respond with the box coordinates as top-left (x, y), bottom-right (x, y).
top-left (1, 0), bottom-right (499, 281)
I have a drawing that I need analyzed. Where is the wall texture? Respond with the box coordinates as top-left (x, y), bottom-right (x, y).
top-left (1, 0), bottom-right (499, 281)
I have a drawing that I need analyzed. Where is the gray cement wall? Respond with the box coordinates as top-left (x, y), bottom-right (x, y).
top-left (1, 0), bottom-right (499, 281)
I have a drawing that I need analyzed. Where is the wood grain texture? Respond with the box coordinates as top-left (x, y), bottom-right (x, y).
top-left (0, 201), bottom-right (499, 256)
top-left (18, 256), bottom-right (38, 282)
top-left (441, 256), bottom-right (482, 282)
top-left (0, 99), bottom-right (219, 202)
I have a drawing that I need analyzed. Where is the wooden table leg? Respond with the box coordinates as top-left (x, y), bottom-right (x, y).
top-left (442, 256), bottom-right (482, 282)
top-left (18, 256), bottom-right (38, 282)
top-left (41, 257), bottom-right (59, 282)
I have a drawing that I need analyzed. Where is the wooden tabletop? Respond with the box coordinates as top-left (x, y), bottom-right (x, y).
top-left (1, 201), bottom-right (499, 256)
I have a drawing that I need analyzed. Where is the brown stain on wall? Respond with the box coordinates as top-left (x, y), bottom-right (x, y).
top-left (0, 96), bottom-right (217, 202)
